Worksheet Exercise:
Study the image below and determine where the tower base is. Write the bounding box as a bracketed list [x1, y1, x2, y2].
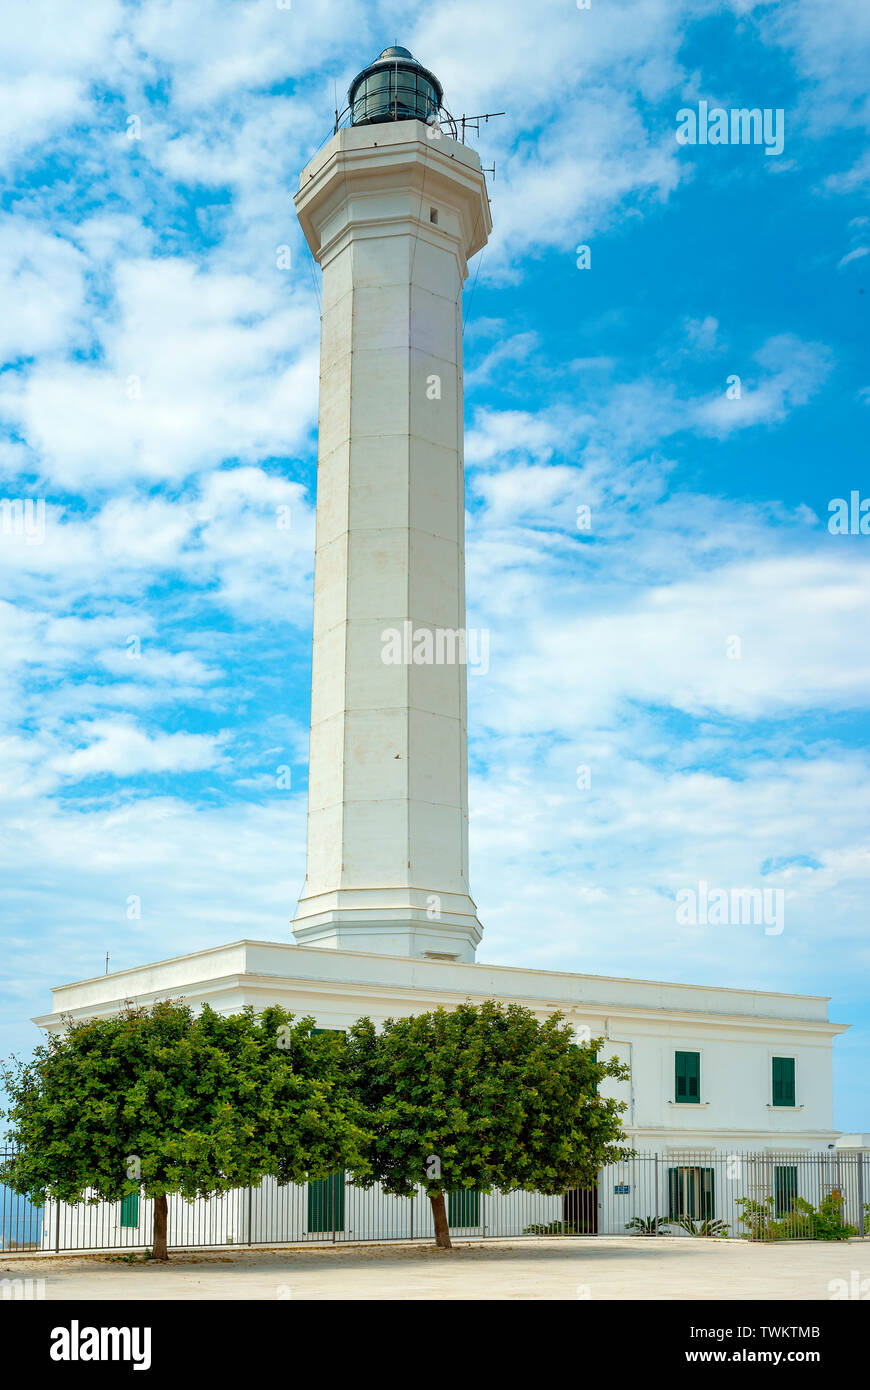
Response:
[292, 888, 482, 962]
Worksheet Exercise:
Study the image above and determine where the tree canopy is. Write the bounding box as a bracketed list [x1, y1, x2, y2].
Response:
[1, 999, 367, 1258]
[344, 1000, 630, 1247]
[2, 997, 631, 1254]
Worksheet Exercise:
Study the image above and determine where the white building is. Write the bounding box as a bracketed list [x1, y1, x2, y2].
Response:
[33, 938, 855, 1248]
[33, 48, 860, 1248]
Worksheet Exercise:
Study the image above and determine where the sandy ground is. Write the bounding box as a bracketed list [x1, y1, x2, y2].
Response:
[2, 1236, 867, 1300]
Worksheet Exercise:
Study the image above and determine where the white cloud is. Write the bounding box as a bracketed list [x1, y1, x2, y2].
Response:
[408, 0, 694, 275]
[469, 741, 870, 989]
[503, 553, 870, 725]
[0, 0, 121, 168]
[826, 153, 870, 193]
[838, 246, 870, 269]
[0, 223, 90, 361]
[692, 334, 832, 435]
[465, 332, 539, 389]
[472, 464, 580, 528]
[49, 719, 224, 779]
[466, 407, 567, 468]
[0, 468, 314, 617]
[0, 256, 319, 489]
[756, 0, 870, 137]
[0, 792, 306, 1030]
[683, 315, 722, 354]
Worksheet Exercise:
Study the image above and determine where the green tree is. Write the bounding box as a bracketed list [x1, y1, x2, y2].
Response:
[1, 1000, 367, 1259]
[344, 1000, 630, 1249]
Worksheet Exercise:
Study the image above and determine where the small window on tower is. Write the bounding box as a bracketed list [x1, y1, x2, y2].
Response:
[429, 207, 438, 224]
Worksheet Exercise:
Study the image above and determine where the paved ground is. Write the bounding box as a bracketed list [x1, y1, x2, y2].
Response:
[2, 1237, 867, 1299]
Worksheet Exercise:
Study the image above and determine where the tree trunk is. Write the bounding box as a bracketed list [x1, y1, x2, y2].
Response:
[429, 1191, 453, 1250]
[152, 1193, 168, 1261]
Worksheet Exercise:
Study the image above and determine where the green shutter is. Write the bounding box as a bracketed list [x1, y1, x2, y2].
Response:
[699, 1167, 715, 1221]
[772, 1056, 795, 1106]
[668, 1167, 714, 1221]
[668, 1168, 683, 1219]
[307, 1172, 345, 1233]
[120, 1192, 139, 1228]
[774, 1165, 798, 1217]
[448, 1188, 481, 1228]
[784, 1058, 794, 1105]
[675, 1051, 700, 1103]
[307, 1030, 346, 1234]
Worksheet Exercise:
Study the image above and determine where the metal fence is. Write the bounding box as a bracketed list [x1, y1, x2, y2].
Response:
[2, 1148, 867, 1254]
[0, 1158, 43, 1252]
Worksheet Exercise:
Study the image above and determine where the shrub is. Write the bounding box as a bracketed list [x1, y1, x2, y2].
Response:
[671, 1214, 730, 1238]
[625, 1215, 670, 1235]
[737, 1191, 857, 1241]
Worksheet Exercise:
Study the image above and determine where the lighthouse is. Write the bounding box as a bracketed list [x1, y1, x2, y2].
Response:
[291, 47, 491, 962]
[33, 51, 848, 1220]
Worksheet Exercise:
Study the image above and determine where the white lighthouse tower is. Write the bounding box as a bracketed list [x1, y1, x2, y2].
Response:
[291, 48, 492, 962]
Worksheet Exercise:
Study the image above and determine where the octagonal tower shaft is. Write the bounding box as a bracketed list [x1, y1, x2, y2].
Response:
[292, 120, 491, 961]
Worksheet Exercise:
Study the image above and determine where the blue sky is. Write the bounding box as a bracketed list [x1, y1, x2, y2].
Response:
[0, 0, 868, 1129]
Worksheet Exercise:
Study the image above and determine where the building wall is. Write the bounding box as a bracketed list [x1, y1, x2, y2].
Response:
[35, 941, 845, 1158]
[603, 1024, 835, 1143]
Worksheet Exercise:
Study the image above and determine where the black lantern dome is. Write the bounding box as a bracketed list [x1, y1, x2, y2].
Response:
[348, 46, 443, 126]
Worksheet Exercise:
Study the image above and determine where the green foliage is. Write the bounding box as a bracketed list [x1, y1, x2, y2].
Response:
[736, 1195, 775, 1240]
[798, 1192, 858, 1241]
[625, 1214, 670, 1235]
[671, 1214, 730, 1237]
[0, 1000, 367, 1207]
[523, 1220, 580, 1235]
[736, 1191, 857, 1241]
[343, 1000, 630, 1201]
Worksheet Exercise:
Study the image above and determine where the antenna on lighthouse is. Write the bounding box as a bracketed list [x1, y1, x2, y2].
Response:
[457, 111, 506, 145]
[334, 45, 507, 160]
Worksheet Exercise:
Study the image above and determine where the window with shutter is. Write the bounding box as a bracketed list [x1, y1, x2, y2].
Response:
[772, 1056, 796, 1106]
[307, 1171, 345, 1233]
[448, 1189, 481, 1228]
[668, 1167, 715, 1220]
[308, 1029, 347, 1232]
[675, 1050, 701, 1103]
[774, 1165, 798, 1217]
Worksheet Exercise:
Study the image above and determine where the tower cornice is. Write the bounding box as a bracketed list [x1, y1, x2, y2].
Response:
[295, 121, 491, 270]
